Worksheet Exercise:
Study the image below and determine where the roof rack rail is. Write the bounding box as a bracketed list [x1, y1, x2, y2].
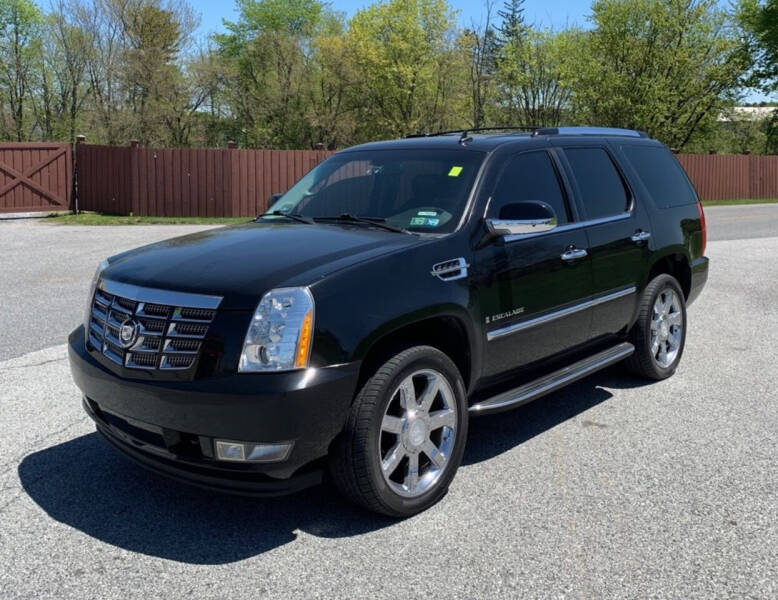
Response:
[405, 126, 541, 139]
[531, 127, 649, 138]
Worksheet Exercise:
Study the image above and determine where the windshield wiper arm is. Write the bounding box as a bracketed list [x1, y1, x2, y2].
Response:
[256, 210, 313, 225]
[312, 213, 409, 234]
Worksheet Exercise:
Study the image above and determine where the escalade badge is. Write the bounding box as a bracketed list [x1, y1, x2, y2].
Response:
[485, 308, 525, 324]
[119, 319, 140, 348]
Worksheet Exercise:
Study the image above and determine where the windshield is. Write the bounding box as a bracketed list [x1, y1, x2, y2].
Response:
[267, 149, 485, 234]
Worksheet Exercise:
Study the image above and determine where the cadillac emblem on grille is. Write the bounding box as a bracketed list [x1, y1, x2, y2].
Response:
[118, 318, 140, 348]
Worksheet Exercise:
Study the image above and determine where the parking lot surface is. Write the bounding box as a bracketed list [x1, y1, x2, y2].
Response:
[0, 206, 776, 599]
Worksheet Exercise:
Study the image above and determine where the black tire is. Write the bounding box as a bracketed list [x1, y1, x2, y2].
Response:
[626, 274, 687, 380]
[329, 345, 469, 517]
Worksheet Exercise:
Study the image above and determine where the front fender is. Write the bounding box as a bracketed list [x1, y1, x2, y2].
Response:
[307, 237, 479, 378]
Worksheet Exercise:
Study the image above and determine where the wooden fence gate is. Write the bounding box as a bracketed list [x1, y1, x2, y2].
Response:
[0, 143, 72, 213]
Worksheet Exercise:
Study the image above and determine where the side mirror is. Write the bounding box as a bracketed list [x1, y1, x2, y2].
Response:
[485, 200, 558, 238]
[268, 192, 283, 205]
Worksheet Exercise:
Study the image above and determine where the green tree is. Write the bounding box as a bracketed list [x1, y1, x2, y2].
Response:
[119, 0, 197, 145]
[215, 0, 339, 148]
[740, 0, 778, 90]
[493, 0, 577, 128]
[343, 0, 465, 138]
[35, 0, 93, 142]
[460, 0, 500, 128]
[739, 0, 778, 152]
[0, 0, 43, 141]
[568, 0, 750, 149]
[495, 29, 578, 127]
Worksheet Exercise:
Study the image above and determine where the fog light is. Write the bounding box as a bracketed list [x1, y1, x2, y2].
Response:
[215, 440, 293, 463]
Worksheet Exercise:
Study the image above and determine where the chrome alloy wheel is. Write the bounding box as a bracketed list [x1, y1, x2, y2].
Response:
[379, 369, 458, 498]
[650, 288, 683, 368]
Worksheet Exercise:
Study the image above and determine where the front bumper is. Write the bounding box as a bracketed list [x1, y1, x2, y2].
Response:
[68, 326, 360, 494]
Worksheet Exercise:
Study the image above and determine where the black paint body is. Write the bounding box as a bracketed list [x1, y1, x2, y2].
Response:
[68, 132, 709, 494]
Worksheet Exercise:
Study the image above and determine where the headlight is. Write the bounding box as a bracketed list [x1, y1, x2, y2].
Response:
[84, 258, 109, 332]
[238, 287, 315, 372]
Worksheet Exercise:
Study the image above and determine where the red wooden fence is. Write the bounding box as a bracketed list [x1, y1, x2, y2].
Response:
[676, 154, 778, 202]
[0, 143, 72, 213]
[76, 142, 333, 217]
[66, 144, 778, 217]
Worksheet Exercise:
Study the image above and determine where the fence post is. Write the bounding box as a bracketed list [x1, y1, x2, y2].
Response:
[130, 139, 139, 216]
[73, 135, 86, 213]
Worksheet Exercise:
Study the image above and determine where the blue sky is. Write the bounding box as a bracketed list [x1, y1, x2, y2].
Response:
[194, 0, 595, 37]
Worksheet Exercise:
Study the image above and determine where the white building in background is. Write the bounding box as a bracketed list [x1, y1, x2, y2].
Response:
[718, 106, 777, 122]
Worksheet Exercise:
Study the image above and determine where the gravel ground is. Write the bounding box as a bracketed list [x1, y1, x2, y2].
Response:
[0, 208, 776, 599]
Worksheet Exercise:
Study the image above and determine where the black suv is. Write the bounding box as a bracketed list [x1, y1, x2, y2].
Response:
[69, 127, 709, 517]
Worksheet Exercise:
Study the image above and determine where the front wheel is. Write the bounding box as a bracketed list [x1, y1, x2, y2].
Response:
[626, 274, 687, 380]
[330, 346, 469, 517]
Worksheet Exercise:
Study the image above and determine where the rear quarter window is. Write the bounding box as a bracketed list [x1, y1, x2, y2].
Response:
[621, 145, 698, 208]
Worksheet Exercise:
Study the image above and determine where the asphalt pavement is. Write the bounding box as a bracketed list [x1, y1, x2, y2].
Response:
[0, 205, 776, 598]
[705, 202, 778, 241]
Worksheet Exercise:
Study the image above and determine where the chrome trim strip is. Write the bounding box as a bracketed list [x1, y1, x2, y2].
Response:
[486, 285, 637, 341]
[470, 342, 635, 414]
[97, 278, 223, 309]
[503, 211, 631, 244]
[589, 285, 637, 308]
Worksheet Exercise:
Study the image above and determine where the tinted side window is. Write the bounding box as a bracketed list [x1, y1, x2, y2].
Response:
[621, 145, 697, 208]
[489, 151, 570, 223]
[564, 148, 630, 219]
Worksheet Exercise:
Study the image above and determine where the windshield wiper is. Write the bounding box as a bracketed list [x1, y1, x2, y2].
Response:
[312, 213, 410, 234]
[256, 210, 313, 225]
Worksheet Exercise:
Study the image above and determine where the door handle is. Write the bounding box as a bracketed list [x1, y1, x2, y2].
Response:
[631, 230, 651, 243]
[560, 248, 588, 262]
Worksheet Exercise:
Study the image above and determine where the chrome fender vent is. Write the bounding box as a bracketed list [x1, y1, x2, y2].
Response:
[431, 257, 470, 281]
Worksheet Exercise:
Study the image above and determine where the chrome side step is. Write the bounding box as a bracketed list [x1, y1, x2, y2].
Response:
[469, 342, 635, 416]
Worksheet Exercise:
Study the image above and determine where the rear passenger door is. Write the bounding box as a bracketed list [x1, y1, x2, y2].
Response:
[558, 145, 652, 339]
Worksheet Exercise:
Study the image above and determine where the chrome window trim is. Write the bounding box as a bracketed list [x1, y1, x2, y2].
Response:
[97, 278, 223, 309]
[486, 285, 637, 341]
[501, 211, 632, 243]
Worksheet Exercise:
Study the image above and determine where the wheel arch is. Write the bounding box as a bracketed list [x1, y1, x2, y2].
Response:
[354, 309, 477, 394]
[647, 252, 692, 299]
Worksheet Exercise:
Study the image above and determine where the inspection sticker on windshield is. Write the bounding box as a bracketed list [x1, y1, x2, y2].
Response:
[448, 166, 463, 177]
[410, 217, 440, 227]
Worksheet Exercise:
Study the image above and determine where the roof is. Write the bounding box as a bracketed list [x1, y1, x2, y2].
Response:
[342, 127, 659, 154]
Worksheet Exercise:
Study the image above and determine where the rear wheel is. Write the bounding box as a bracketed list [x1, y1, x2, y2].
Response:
[626, 274, 687, 380]
[330, 346, 468, 517]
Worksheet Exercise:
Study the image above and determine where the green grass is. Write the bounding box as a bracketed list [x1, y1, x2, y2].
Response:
[45, 212, 253, 225]
[701, 198, 778, 207]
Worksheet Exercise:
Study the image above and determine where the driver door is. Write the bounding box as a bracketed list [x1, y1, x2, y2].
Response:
[473, 150, 594, 378]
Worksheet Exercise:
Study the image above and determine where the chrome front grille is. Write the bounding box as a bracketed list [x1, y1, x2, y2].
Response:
[87, 283, 219, 371]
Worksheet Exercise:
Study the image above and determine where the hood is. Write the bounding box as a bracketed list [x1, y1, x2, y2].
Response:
[102, 222, 425, 309]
